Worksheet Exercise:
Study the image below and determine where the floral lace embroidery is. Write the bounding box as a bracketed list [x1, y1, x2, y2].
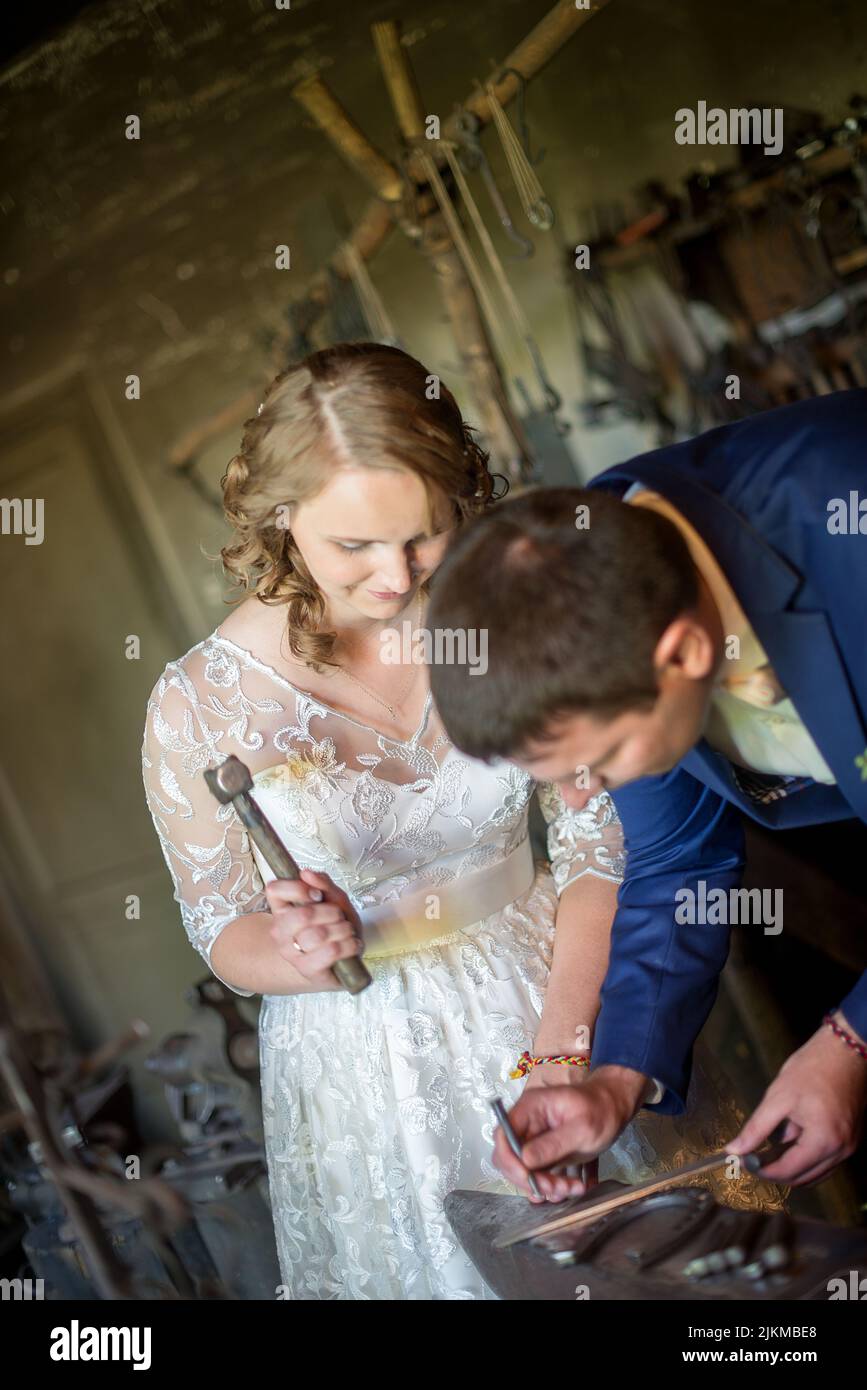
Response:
[537, 783, 626, 892]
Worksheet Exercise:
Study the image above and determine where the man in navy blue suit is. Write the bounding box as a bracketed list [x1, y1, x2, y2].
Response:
[428, 389, 867, 1200]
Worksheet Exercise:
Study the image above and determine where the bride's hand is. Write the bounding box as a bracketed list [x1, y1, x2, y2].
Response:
[266, 868, 364, 988]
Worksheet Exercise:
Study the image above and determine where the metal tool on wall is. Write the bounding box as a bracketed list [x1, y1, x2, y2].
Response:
[424, 131, 568, 434]
[456, 111, 535, 259]
[204, 754, 372, 995]
[483, 70, 554, 231]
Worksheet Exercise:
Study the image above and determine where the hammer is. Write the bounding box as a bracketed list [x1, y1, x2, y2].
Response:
[204, 754, 372, 995]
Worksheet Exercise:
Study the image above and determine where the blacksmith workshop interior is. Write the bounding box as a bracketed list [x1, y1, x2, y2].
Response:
[1, 0, 867, 1303]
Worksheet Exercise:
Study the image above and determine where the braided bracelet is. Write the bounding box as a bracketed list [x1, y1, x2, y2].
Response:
[510, 1051, 591, 1079]
[823, 1011, 867, 1061]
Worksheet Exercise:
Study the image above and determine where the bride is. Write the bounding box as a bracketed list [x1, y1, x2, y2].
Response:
[142, 342, 782, 1300]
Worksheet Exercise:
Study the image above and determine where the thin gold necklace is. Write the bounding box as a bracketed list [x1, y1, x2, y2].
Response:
[337, 591, 424, 720]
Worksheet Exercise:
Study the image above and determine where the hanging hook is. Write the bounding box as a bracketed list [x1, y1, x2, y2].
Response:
[525, 336, 564, 416]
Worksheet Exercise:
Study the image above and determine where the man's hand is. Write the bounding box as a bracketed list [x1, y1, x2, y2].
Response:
[494, 1065, 649, 1203]
[520, 1063, 599, 1196]
[728, 1011, 867, 1185]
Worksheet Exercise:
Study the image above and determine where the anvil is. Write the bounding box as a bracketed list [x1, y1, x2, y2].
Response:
[444, 1185, 867, 1301]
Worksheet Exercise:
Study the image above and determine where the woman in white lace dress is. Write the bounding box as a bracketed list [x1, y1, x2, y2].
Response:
[142, 343, 780, 1300]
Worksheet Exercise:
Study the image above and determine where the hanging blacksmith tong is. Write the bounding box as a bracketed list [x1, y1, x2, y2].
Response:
[495, 68, 547, 168]
[455, 110, 535, 258]
[204, 754, 372, 995]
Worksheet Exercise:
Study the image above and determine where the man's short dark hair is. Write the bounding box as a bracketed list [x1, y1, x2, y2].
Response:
[427, 487, 698, 760]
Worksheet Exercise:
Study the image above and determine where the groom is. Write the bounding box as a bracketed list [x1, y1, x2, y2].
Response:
[427, 388, 867, 1198]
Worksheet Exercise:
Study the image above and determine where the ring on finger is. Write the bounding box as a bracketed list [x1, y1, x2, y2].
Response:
[292, 939, 306, 954]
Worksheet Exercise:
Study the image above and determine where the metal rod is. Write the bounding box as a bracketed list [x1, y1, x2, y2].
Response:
[495, 1149, 738, 1249]
[490, 1099, 542, 1199]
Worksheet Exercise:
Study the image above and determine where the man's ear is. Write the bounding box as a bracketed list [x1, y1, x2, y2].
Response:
[653, 615, 715, 681]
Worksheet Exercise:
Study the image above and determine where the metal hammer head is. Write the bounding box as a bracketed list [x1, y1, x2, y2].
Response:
[204, 755, 253, 803]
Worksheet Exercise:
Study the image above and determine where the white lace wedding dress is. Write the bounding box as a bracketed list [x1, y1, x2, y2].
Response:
[142, 629, 784, 1301]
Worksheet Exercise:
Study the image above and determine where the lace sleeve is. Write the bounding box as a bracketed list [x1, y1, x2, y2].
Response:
[536, 785, 626, 895]
[141, 662, 268, 997]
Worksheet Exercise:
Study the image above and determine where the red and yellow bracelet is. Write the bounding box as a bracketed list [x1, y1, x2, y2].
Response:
[823, 1011, 867, 1061]
[510, 1051, 591, 1078]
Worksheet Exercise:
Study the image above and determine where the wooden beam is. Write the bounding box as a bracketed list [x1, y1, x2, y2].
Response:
[292, 74, 403, 202]
[458, 0, 612, 130]
[371, 20, 426, 143]
[371, 18, 535, 481]
[309, 0, 612, 305]
[169, 0, 609, 470]
[291, 1, 608, 343]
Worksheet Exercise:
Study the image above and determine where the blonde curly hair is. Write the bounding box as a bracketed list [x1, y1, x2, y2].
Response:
[220, 342, 499, 670]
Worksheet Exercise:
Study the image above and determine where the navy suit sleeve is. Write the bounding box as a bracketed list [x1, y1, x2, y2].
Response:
[594, 767, 745, 1114]
[839, 976, 867, 1044]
